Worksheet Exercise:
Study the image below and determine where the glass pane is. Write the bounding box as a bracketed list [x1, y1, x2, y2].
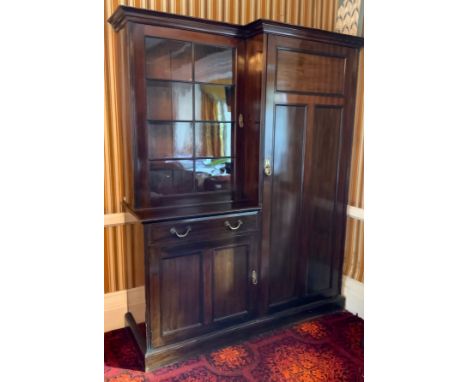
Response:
[147, 81, 192, 120]
[194, 44, 233, 84]
[145, 37, 192, 81]
[195, 158, 232, 192]
[149, 160, 193, 195]
[195, 123, 231, 157]
[194, 84, 233, 121]
[148, 122, 193, 159]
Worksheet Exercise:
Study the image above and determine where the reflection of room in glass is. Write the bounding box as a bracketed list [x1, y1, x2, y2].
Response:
[148, 122, 193, 159]
[195, 123, 231, 157]
[194, 44, 233, 84]
[195, 158, 232, 192]
[147, 81, 193, 121]
[195, 84, 233, 121]
[145, 37, 192, 81]
[149, 160, 194, 196]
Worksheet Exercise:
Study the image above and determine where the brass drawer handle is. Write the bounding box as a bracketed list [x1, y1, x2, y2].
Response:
[224, 219, 243, 231]
[170, 226, 191, 238]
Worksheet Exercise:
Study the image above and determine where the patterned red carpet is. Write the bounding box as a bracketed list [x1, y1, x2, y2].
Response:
[105, 311, 363, 381]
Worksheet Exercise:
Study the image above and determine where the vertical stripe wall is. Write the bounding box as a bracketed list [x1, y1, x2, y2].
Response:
[343, 47, 364, 282]
[104, 0, 364, 293]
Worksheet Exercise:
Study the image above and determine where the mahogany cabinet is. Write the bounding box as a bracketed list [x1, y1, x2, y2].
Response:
[109, 6, 363, 371]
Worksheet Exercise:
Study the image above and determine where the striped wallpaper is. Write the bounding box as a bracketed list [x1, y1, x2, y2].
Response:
[104, 0, 364, 293]
[342, 47, 364, 282]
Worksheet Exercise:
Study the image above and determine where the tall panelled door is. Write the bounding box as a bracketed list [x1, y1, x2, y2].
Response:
[260, 35, 359, 314]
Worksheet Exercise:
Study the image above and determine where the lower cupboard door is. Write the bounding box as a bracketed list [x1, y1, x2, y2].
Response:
[210, 236, 257, 324]
[148, 235, 258, 348]
[149, 246, 205, 347]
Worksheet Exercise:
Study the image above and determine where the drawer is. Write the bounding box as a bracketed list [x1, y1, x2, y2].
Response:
[148, 212, 259, 244]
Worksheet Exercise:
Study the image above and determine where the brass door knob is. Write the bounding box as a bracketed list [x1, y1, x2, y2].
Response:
[251, 270, 258, 285]
[264, 159, 272, 176]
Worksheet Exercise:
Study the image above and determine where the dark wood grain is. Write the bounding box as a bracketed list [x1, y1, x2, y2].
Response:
[148, 210, 258, 243]
[116, 24, 135, 207]
[212, 244, 249, 320]
[303, 106, 343, 295]
[267, 105, 306, 308]
[110, 6, 362, 372]
[276, 49, 346, 95]
[129, 23, 148, 208]
[109, 6, 364, 49]
[124, 312, 146, 355]
[237, 34, 264, 206]
[145, 216, 259, 347]
[202, 250, 213, 325]
[160, 252, 203, 335]
[147, 245, 161, 348]
[261, 34, 360, 315]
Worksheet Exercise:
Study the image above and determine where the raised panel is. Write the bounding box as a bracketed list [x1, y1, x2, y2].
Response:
[212, 245, 249, 321]
[276, 49, 346, 95]
[268, 105, 306, 306]
[160, 253, 202, 334]
[303, 106, 343, 294]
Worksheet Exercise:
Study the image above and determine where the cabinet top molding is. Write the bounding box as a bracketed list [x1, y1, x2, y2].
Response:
[108, 5, 364, 48]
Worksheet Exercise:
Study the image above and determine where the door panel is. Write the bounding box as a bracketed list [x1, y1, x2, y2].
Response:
[160, 252, 203, 335]
[268, 105, 306, 307]
[276, 49, 346, 95]
[304, 106, 343, 295]
[260, 34, 359, 313]
[212, 244, 249, 321]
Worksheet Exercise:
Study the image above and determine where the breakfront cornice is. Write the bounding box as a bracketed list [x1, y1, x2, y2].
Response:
[108, 5, 364, 48]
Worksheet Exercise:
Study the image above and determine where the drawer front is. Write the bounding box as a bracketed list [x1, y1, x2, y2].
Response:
[148, 211, 259, 244]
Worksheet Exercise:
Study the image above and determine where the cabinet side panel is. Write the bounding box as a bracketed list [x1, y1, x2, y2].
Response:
[118, 26, 135, 206]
